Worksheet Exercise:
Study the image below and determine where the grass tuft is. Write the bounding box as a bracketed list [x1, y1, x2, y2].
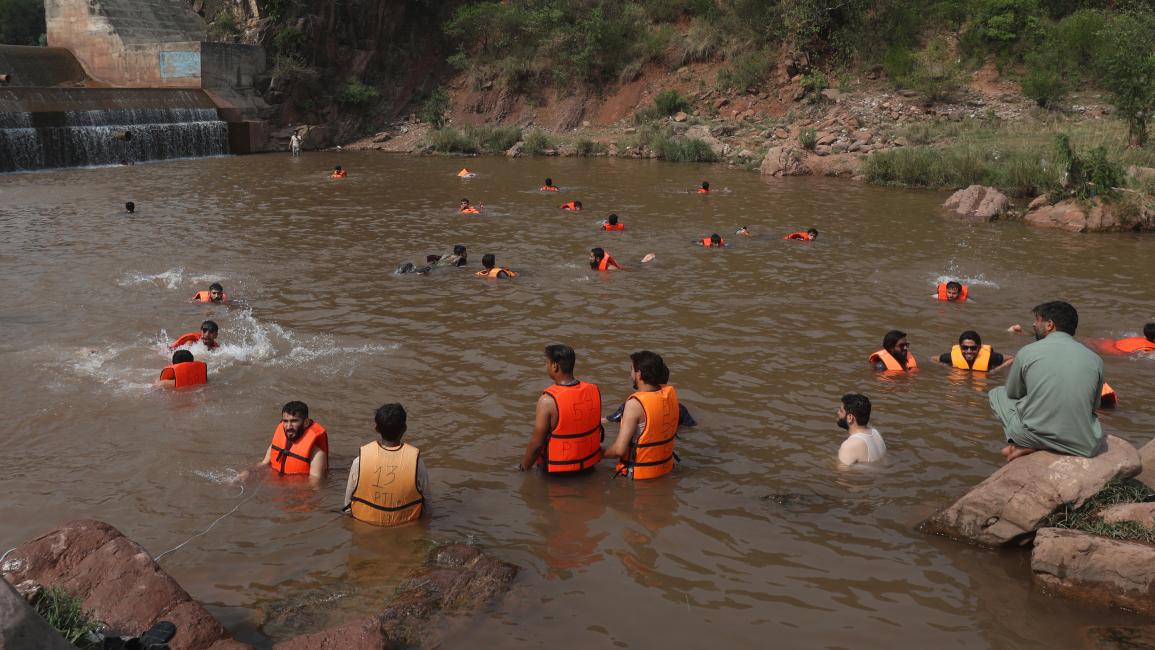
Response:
[1046, 478, 1155, 544]
[35, 586, 101, 648]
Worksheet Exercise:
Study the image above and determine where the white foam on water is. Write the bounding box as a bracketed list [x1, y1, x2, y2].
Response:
[53, 345, 158, 396]
[119, 267, 185, 289]
[192, 468, 242, 485]
[930, 272, 1000, 289]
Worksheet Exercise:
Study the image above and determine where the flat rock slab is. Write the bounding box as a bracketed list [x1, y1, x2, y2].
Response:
[1033, 528, 1155, 617]
[1100, 503, 1155, 527]
[921, 435, 1140, 547]
[275, 544, 517, 650]
[943, 185, 1008, 221]
[0, 519, 247, 650]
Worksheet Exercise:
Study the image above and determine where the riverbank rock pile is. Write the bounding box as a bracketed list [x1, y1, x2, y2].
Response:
[1032, 528, 1155, 617]
[274, 544, 518, 649]
[1023, 195, 1155, 233]
[942, 185, 1008, 221]
[921, 435, 1140, 547]
[0, 520, 247, 650]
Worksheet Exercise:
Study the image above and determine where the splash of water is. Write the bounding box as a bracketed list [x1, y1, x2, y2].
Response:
[119, 268, 185, 289]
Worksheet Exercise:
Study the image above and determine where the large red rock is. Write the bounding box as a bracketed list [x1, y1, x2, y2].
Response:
[1025, 196, 1155, 232]
[942, 185, 1008, 221]
[0, 520, 248, 650]
[760, 145, 811, 176]
[1032, 527, 1155, 616]
[921, 436, 1140, 547]
[273, 616, 390, 650]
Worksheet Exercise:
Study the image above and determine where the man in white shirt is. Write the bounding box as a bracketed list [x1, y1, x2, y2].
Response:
[836, 393, 886, 466]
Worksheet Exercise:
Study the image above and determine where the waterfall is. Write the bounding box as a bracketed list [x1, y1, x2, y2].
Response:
[0, 107, 229, 172]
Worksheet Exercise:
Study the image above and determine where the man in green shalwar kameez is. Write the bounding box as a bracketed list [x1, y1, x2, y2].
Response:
[989, 301, 1105, 462]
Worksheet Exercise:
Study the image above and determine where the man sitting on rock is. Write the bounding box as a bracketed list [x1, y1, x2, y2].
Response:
[989, 301, 1105, 462]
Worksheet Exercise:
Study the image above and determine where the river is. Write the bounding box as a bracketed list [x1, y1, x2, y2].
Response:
[1, 152, 1152, 648]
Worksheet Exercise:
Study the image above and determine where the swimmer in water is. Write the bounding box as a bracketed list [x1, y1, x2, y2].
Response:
[476, 253, 518, 279]
[938, 330, 1013, 372]
[1112, 323, 1155, 353]
[330, 165, 347, 179]
[157, 349, 207, 389]
[736, 226, 752, 237]
[460, 199, 481, 214]
[560, 200, 582, 211]
[696, 181, 710, 194]
[602, 214, 624, 231]
[870, 330, 916, 372]
[254, 400, 329, 482]
[170, 320, 220, 350]
[695, 233, 727, 248]
[541, 177, 559, 192]
[784, 228, 819, 241]
[458, 168, 476, 178]
[590, 247, 622, 271]
[192, 282, 227, 304]
[125, 201, 135, 213]
[934, 280, 969, 302]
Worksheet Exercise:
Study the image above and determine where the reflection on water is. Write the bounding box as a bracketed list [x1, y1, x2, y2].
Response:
[1, 152, 1152, 648]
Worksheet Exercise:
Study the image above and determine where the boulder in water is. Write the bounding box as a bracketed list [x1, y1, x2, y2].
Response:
[942, 185, 1008, 221]
[1032, 527, 1155, 616]
[920, 436, 1140, 548]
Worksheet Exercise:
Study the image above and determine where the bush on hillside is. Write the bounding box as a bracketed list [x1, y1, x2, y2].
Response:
[524, 129, 554, 154]
[961, 0, 1045, 61]
[428, 125, 522, 154]
[902, 38, 963, 103]
[718, 48, 773, 92]
[1094, 13, 1155, 147]
[655, 90, 691, 116]
[0, 0, 45, 45]
[419, 87, 451, 129]
[799, 128, 818, 150]
[336, 80, 380, 107]
[1022, 50, 1067, 108]
[654, 136, 719, 162]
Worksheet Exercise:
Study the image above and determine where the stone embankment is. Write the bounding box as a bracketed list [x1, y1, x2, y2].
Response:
[1, 520, 517, 649]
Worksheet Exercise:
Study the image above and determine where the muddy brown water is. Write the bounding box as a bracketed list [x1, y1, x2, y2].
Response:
[2, 152, 1153, 648]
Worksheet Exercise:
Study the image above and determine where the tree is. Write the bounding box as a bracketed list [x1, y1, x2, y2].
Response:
[0, 0, 45, 46]
[1096, 15, 1155, 147]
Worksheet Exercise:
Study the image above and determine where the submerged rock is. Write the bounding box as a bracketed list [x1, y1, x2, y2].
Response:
[1032, 528, 1155, 616]
[1083, 625, 1155, 649]
[0, 519, 247, 650]
[942, 185, 1008, 221]
[920, 436, 1140, 548]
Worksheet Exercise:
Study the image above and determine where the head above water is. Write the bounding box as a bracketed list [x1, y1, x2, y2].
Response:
[590, 247, 605, 261]
[701, 181, 710, 190]
[482, 253, 496, 269]
[453, 244, 467, 257]
[838, 393, 872, 429]
[630, 350, 669, 387]
[710, 233, 722, 246]
[460, 198, 470, 206]
[574, 200, 583, 209]
[374, 403, 407, 444]
[544, 344, 577, 377]
[945, 281, 963, 300]
[1144, 322, 1155, 342]
[807, 228, 819, 239]
[200, 320, 219, 344]
[171, 349, 194, 364]
[1032, 301, 1078, 337]
[883, 329, 909, 359]
[208, 282, 224, 301]
[281, 400, 311, 439]
[334, 165, 342, 171]
[545, 177, 553, 186]
[125, 201, 135, 213]
[958, 330, 983, 362]
[607, 213, 619, 225]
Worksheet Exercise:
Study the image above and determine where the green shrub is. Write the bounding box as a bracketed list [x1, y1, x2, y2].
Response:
[1095, 13, 1155, 147]
[429, 128, 478, 154]
[718, 49, 773, 91]
[799, 128, 818, 150]
[576, 138, 609, 156]
[1022, 51, 1067, 108]
[209, 12, 241, 39]
[273, 25, 307, 55]
[654, 136, 719, 162]
[35, 586, 101, 648]
[882, 46, 916, 85]
[963, 0, 1044, 59]
[863, 142, 1062, 196]
[335, 80, 380, 107]
[0, 0, 45, 45]
[475, 125, 523, 152]
[419, 87, 451, 129]
[524, 128, 554, 154]
[800, 70, 828, 96]
[654, 89, 691, 116]
[906, 38, 962, 103]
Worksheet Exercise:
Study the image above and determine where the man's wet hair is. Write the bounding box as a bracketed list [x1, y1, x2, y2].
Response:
[883, 330, 907, 351]
[282, 401, 309, 419]
[807, 228, 819, 237]
[574, 201, 583, 208]
[545, 344, 576, 374]
[1033, 301, 1079, 335]
[946, 281, 963, 292]
[710, 233, 722, 245]
[482, 253, 496, 269]
[453, 244, 467, 256]
[701, 181, 710, 190]
[958, 330, 982, 346]
[209, 282, 223, 292]
[591, 247, 605, 260]
[374, 403, 407, 443]
[607, 213, 619, 225]
[630, 350, 669, 386]
[841, 394, 871, 425]
[172, 349, 194, 364]
[545, 177, 553, 186]
[125, 201, 135, 213]
[200, 320, 219, 333]
[334, 165, 342, 171]
[1143, 323, 1155, 341]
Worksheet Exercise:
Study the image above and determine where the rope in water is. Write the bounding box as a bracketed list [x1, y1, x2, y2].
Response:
[153, 482, 260, 563]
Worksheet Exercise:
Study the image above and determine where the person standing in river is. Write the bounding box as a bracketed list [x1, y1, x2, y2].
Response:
[836, 393, 885, 466]
[989, 301, 1105, 462]
[344, 403, 427, 526]
[604, 351, 679, 480]
[256, 401, 329, 481]
[518, 344, 604, 474]
[289, 132, 301, 157]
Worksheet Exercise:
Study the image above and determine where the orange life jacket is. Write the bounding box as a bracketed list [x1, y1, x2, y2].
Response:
[560, 202, 580, 211]
[936, 283, 969, 302]
[870, 349, 918, 371]
[602, 223, 624, 231]
[1101, 382, 1118, 408]
[1115, 337, 1155, 353]
[950, 344, 991, 371]
[542, 382, 604, 474]
[701, 237, 725, 247]
[460, 206, 480, 214]
[268, 421, 329, 475]
[541, 185, 559, 192]
[784, 231, 813, 241]
[170, 332, 219, 350]
[192, 290, 228, 303]
[457, 168, 473, 177]
[696, 188, 709, 194]
[597, 254, 618, 271]
[330, 170, 347, 178]
[616, 385, 679, 480]
[475, 267, 518, 279]
[158, 361, 207, 388]
[349, 442, 424, 526]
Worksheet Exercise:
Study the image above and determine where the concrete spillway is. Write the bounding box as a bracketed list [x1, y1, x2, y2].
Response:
[0, 45, 232, 172]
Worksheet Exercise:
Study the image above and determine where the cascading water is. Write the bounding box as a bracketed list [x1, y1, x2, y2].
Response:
[0, 106, 228, 172]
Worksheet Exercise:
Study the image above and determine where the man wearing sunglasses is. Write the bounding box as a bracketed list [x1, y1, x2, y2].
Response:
[989, 301, 1105, 462]
[938, 330, 1013, 372]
